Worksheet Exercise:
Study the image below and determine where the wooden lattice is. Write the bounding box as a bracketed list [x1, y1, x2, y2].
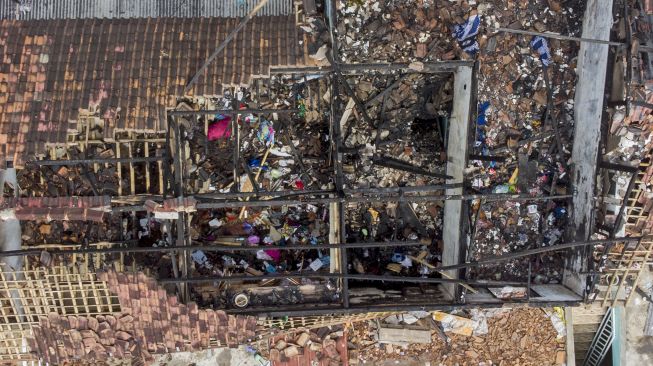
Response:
[625, 161, 653, 235]
[260, 311, 398, 333]
[597, 237, 653, 306]
[0, 264, 120, 362]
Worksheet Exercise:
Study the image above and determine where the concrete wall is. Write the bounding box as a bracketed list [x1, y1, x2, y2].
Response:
[442, 66, 473, 300]
[565, 0, 613, 296]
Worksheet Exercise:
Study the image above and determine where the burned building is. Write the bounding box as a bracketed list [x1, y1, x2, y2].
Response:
[0, 0, 651, 365]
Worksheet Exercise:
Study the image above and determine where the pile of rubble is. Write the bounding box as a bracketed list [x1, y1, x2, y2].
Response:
[339, 73, 451, 189]
[267, 325, 347, 365]
[335, 0, 458, 63]
[190, 205, 331, 275]
[28, 313, 138, 364]
[345, 202, 442, 277]
[182, 77, 332, 195]
[470, 198, 567, 282]
[329, 0, 581, 285]
[349, 308, 566, 365]
[335, 0, 582, 146]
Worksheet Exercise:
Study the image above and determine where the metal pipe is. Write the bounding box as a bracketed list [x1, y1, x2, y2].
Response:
[29, 157, 164, 166]
[0, 241, 423, 258]
[345, 184, 464, 194]
[226, 299, 582, 316]
[157, 273, 527, 286]
[167, 108, 299, 116]
[198, 188, 335, 199]
[469, 154, 508, 162]
[183, 0, 270, 94]
[435, 237, 643, 272]
[196, 183, 463, 200]
[269, 61, 474, 75]
[494, 27, 625, 47]
[193, 193, 572, 209]
[371, 156, 452, 179]
[109, 193, 572, 212]
[599, 160, 639, 173]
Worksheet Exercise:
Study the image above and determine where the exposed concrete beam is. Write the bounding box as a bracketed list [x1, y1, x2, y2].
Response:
[565, 0, 613, 296]
[442, 66, 473, 300]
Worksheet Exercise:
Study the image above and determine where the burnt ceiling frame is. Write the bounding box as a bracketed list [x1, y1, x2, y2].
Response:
[164, 60, 478, 311]
[5, 59, 592, 315]
[151, 57, 593, 314]
[9, 9, 591, 314]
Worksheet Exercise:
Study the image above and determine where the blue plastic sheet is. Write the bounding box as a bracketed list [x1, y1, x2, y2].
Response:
[531, 36, 552, 66]
[453, 14, 481, 55]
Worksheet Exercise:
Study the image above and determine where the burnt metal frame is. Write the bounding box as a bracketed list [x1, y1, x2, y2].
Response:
[5, 60, 580, 314]
[164, 60, 478, 311]
[158, 56, 584, 312]
[12, 47, 583, 316]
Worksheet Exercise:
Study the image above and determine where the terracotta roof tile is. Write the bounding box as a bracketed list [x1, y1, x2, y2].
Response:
[29, 269, 260, 364]
[0, 16, 305, 167]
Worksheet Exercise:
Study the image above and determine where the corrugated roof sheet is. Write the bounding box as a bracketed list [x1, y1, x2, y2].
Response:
[1, 0, 294, 20]
[0, 16, 308, 168]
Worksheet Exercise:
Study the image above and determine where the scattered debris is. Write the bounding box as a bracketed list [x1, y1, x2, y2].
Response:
[350, 308, 565, 365]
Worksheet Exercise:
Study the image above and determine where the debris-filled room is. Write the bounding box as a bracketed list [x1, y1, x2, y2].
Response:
[1, 0, 653, 364]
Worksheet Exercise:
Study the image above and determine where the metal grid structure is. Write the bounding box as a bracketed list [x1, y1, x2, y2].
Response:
[164, 60, 475, 312]
[0, 50, 617, 318]
[51, 113, 169, 197]
[0, 59, 578, 313]
[0, 0, 593, 319]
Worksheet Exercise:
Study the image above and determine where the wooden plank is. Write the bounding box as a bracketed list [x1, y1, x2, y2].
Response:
[574, 323, 601, 333]
[128, 140, 136, 195]
[144, 141, 151, 193]
[574, 333, 597, 343]
[378, 327, 432, 345]
[573, 314, 606, 325]
[610, 256, 637, 305]
[116, 141, 122, 196]
[339, 98, 355, 133]
[158, 144, 164, 195]
[565, 307, 577, 366]
[625, 241, 653, 306]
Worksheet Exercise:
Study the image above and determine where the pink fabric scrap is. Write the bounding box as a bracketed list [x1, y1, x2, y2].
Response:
[264, 249, 281, 263]
[208, 117, 232, 141]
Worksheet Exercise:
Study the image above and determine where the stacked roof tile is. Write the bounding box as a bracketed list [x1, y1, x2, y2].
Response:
[28, 270, 259, 364]
[269, 329, 349, 366]
[28, 313, 139, 364]
[0, 16, 307, 167]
